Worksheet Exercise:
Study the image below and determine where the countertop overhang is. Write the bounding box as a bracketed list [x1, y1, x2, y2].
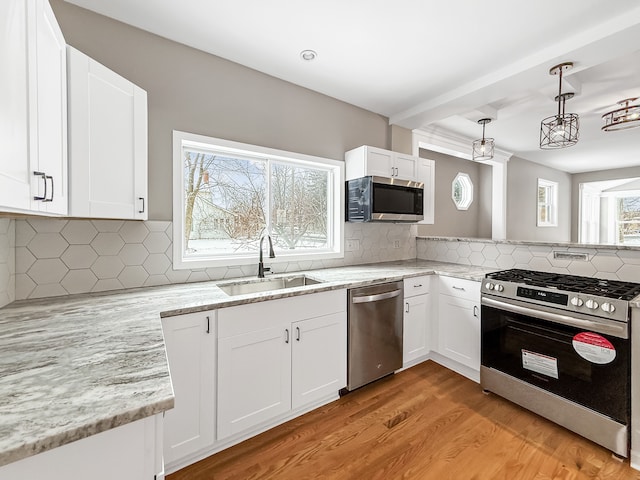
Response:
[0, 260, 495, 467]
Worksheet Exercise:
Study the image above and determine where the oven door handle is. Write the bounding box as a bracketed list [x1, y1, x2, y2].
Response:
[481, 296, 628, 339]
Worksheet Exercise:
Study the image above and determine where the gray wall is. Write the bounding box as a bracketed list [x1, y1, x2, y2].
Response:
[571, 166, 640, 242]
[50, 0, 389, 221]
[416, 149, 491, 238]
[506, 156, 571, 243]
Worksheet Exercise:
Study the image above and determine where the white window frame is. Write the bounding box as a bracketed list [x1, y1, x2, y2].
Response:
[537, 178, 558, 227]
[451, 172, 473, 210]
[172, 131, 344, 270]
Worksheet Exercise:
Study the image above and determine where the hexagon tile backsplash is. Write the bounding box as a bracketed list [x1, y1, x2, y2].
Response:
[0, 219, 15, 307]
[13, 218, 417, 300]
[416, 237, 640, 282]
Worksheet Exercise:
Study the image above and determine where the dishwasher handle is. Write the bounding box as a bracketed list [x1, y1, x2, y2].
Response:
[352, 289, 401, 304]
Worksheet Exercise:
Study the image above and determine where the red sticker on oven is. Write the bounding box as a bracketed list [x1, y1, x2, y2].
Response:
[572, 332, 616, 364]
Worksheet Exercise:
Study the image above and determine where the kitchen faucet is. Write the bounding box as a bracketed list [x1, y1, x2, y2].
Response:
[258, 234, 275, 278]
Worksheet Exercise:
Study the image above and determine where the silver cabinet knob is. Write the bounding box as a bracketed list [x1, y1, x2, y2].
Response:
[601, 302, 615, 313]
[585, 299, 599, 310]
[570, 297, 583, 307]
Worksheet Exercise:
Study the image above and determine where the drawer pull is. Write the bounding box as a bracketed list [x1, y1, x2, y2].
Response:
[452, 286, 466, 291]
[414, 284, 422, 288]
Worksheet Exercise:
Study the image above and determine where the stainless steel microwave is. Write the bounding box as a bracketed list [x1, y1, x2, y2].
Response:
[346, 176, 424, 222]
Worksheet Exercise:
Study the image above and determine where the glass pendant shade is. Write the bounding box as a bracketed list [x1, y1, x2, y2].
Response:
[602, 98, 640, 131]
[540, 62, 579, 149]
[472, 118, 495, 161]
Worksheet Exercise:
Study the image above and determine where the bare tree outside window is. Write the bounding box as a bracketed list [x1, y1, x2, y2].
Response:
[183, 148, 331, 259]
[617, 196, 640, 245]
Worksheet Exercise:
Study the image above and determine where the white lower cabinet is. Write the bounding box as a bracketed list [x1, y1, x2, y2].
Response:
[162, 310, 216, 467]
[403, 275, 431, 367]
[0, 415, 163, 480]
[435, 276, 481, 379]
[217, 289, 346, 441]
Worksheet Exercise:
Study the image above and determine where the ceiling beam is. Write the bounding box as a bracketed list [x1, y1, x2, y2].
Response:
[389, 7, 640, 129]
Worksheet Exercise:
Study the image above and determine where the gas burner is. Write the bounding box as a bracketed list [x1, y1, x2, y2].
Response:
[486, 269, 640, 301]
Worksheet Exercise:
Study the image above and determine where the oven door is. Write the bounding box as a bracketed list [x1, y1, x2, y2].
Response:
[481, 296, 630, 424]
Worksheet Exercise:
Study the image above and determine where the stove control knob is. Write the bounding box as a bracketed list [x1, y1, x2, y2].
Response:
[601, 302, 616, 314]
[570, 297, 584, 307]
[485, 282, 495, 291]
[495, 284, 504, 292]
[585, 299, 599, 310]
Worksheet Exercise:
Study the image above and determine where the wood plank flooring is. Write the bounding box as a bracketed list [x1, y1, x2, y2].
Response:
[168, 361, 640, 480]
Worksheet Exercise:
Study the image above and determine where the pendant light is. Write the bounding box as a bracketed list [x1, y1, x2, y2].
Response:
[540, 62, 579, 149]
[472, 118, 495, 161]
[602, 98, 640, 131]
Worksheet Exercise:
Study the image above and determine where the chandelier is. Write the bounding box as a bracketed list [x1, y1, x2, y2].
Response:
[540, 62, 579, 149]
[472, 118, 495, 161]
[602, 98, 640, 131]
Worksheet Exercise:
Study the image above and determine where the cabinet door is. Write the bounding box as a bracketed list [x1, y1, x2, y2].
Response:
[417, 158, 435, 224]
[162, 312, 215, 466]
[30, 0, 67, 214]
[393, 153, 418, 181]
[365, 147, 394, 178]
[437, 295, 480, 370]
[67, 46, 148, 219]
[291, 312, 346, 410]
[0, 0, 31, 211]
[0, 415, 159, 480]
[403, 293, 430, 365]
[217, 326, 291, 440]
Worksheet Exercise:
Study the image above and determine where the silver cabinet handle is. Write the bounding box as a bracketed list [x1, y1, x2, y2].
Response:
[296, 326, 300, 342]
[285, 328, 289, 344]
[33, 171, 47, 201]
[352, 289, 401, 304]
[138, 197, 145, 214]
[44, 175, 54, 202]
[414, 284, 422, 288]
[473, 305, 479, 318]
[206, 316, 210, 334]
[452, 286, 466, 291]
[405, 302, 410, 313]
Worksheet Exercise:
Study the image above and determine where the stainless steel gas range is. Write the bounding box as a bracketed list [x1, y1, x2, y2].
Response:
[480, 268, 640, 457]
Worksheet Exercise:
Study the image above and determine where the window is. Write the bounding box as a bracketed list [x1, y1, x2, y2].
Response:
[614, 195, 640, 245]
[537, 178, 558, 227]
[173, 131, 343, 269]
[451, 172, 473, 210]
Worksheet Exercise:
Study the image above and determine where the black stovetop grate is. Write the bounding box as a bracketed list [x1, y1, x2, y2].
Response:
[486, 268, 640, 301]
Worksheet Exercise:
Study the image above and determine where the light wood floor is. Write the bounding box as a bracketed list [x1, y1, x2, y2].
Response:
[168, 361, 640, 480]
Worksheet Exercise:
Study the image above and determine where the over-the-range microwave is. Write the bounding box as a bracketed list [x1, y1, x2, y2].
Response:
[346, 176, 424, 222]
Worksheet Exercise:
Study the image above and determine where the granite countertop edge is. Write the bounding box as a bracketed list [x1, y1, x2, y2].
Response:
[0, 260, 494, 468]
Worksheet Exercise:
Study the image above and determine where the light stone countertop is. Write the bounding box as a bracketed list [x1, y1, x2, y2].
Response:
[0, 259, 496, 468]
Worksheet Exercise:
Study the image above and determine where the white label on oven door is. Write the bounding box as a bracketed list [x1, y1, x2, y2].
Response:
[572, 332, 616, 364]
[521, 350, 559, 379]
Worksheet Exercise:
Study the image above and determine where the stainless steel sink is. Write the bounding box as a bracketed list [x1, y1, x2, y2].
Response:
[218, 275, 323, 296]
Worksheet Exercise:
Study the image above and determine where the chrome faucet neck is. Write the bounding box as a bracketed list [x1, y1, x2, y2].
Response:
[258, 234, 275, 278]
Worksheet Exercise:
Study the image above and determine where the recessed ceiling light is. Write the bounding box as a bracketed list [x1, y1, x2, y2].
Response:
[300, 50, 317, 61]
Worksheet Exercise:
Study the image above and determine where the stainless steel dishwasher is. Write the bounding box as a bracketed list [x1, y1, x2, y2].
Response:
[346, 281, 403, 391]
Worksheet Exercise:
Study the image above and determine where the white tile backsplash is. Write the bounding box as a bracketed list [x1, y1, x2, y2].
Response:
[0, 219, 15, 307]
[13, 219, 417, 300]
[417, 237, 640, 281]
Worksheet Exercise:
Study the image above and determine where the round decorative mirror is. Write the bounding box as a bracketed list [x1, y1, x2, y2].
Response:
[452, 172, 473, 210]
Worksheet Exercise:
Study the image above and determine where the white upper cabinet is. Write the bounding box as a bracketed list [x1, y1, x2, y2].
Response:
[0, 0, 67, 215]
[345, 146, 418, 181]
[0, 0, 30, 210]
[67, 46, 148, 220]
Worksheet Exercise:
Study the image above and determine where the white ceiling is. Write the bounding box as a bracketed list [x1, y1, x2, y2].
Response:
[64, 0, 640, 173]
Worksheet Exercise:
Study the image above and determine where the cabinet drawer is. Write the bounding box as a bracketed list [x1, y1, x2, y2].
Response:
[403, 275, 431, 298]
[439, 276, 480, 302]
[218, 289, 346, 338]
